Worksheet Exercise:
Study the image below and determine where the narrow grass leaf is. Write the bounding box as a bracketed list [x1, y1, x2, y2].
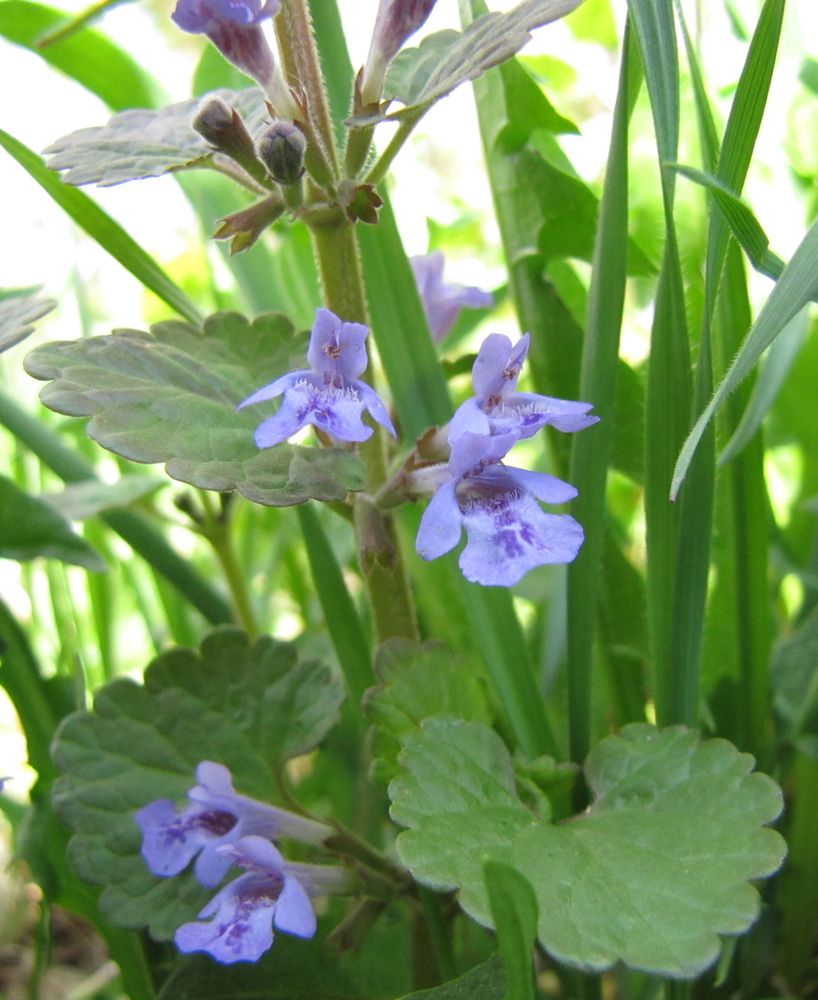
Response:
[566, 23, 636, 762]
[485, 860, 538, 1000]
[672, 165, 785, 281]
[297, 503, 372, 708]
[0, 0, 159, 111]
[0, 128, 203, 325]
[671, 215, 818, 500]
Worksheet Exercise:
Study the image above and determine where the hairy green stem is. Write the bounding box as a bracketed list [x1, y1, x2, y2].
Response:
[274, 0, 339, 176]
[308, 214, 418, 642]
[364, 110, 425, 188]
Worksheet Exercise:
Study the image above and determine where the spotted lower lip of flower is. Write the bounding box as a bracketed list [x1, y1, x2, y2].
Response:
[135, 761, 331, 887]
[448, 332, 599, 443]
[410, 252, 493, 342]
[174, 836, 351, 964]
[415, 432, 583, 586]
[239, 308, 396, 447]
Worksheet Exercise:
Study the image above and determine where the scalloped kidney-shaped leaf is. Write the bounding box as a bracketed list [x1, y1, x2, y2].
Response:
[44, 87, 267, 187]
[367, 0, 582, 123]
[0, 475, 104, 570]
[390, 720, 785, 978]
[0, 287, 55, 353]
[51, 627, 344, 939]
[365, 639, 491, 784]
[24, 311, 365, 506]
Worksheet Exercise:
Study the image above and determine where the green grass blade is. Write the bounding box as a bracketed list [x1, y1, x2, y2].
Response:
[358, 201, 453, 438]
[297, 503, 372, 707]
[671, 0, 786, 496]
[0, 0, 159, 111]
[0, 389, 233, 625]
[627, 0, 694, 725]
[566, 22, 638, 762]
[721, 310, 808, 464]
[671, 214, 818, 499]
[0, 128, 203, 326]
[625, 0, 679, 169]
[777, 746, 818, 989]
[672, 164, 785, 280]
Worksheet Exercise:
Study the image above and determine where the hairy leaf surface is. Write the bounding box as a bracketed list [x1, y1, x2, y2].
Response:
[24, 311, 365, 505]
[390, 720, 785, 977]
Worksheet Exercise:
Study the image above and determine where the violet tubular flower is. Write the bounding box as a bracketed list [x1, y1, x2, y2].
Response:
[239, 307, 396, 448]
[410, 252, 493, 342]
[174, 835, 349, 964]
[171, 0, 295, 115]
[449, 333, 598, 443]
[416, 432, 584, 586]
[135, 761, 330, 887]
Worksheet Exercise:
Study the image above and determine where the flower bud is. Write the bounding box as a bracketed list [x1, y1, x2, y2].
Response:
[360, 0, 438, 105]
[257, 122, 306, 186]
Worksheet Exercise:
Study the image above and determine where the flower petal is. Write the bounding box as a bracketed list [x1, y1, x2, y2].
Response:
[356, 381, 396, 436]
[496, 466, 578, 504]
[174, 874, 276, 964]
[459, 492, 584, 586]
[471, 333, 528, 402]
[416, 479, 462, 561]
[307, 308, 368, 383]
[448, 397, 490, 444]
[274, 875, 317, 938]
[237, 370, 302, 410]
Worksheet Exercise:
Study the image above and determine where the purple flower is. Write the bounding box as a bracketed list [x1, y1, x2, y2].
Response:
[135, 761, 330, 887]
[449, 333, 599, 443]
[410, 252, 493, 342]
[360, 0, 438, 105]
[238, 307, 396, 448]
[174, 836, 348, 964]
[415, 432, 583, 586]
[171, 0, 295, 113]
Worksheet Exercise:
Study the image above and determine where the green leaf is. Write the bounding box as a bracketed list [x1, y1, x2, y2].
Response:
[42, 474, 166, 520]
[0, 474, 104, 570]
[45, 87, 267, 187]
[52, 627, 343, 937]
[364, 639, 491, 784]
[24, 311, 365, 506]
[0, 287, 55, 353]
[397, 955, 506, 1000]
[371, 0, 583, 123]
[0, 0, 158, 112]
[672, 164, 785, 281]
[484, 861, 537, 1000]
[156, 937, 362, 999]
[0, 127, 203, 325]
[671, 214, 818, 500]
[391, 720, 785, 977]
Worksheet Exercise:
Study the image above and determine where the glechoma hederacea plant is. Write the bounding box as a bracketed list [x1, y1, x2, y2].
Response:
[9, 0, 818, 994]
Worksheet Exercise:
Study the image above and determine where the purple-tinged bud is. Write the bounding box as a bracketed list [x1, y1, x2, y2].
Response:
[257, 122, 306, 186]
[192, 97, 270, 188]
[360, 0, 438, 106]
[171, 0, 298, 118]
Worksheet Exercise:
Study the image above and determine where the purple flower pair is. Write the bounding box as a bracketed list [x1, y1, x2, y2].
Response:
[415, 333, 598, 586]
[135, 762, 346, 964]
